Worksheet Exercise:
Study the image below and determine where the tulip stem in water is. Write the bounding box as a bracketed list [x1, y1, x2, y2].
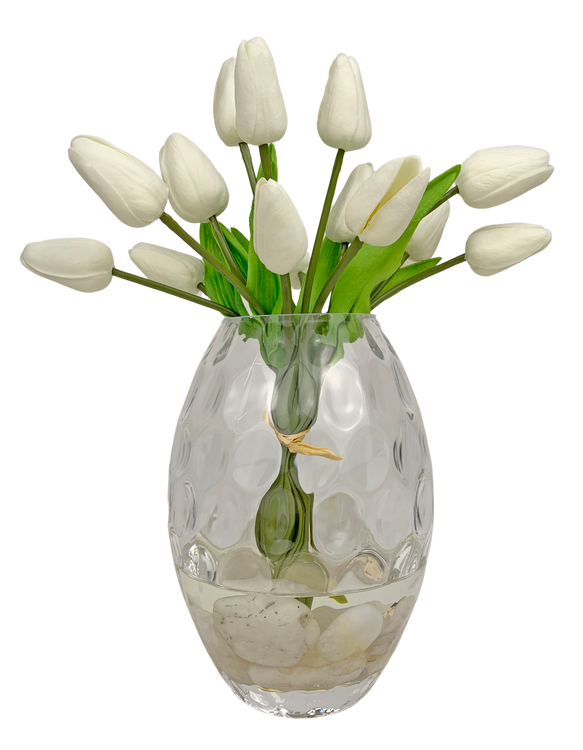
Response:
[111, 269, 238, 316]
[301, 149, 345, 313]
[159, 212, 266, 314]
[312, 237, 363, 313]
[371, 253, 467, 308]
[258, 144, 273, 180]
[239, 143, 257, 193]
[209, 215, 246, 284]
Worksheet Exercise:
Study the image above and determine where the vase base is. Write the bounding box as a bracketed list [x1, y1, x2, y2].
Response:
[223, 673, 380, 718]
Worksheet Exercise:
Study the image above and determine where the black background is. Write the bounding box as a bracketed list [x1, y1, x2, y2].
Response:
[11, 17, 565, 745]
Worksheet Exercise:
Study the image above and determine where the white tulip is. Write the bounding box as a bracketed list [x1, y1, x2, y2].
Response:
[345, 156, 431, 247]
[465, 223, 552, 276]
[407, 201, 450, 261]
[235, 37, 287, 146]
[289, 252, 311, 290]
[457, 146, 554, 209]
[21, 238, 114, 292]
[317, 54, 372, 152]
[129, 243, 204, 294]
[68, 136, 168, 228]
[326, 163, 374, 243]
[159, 133, 229, 223]
[213, 58, 241, 147]
[253, 178, 308, 274]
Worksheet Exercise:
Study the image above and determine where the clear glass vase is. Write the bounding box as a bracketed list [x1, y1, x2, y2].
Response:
[168, 314, 433, 718]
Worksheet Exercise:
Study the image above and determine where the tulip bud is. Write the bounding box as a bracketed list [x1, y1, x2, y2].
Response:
[407, 201, 450, 261]
[326, 163, 374, 243]
[213, 58, 241, 147]
[253, 178, 308, 274]
[345, 156, 431, 247]
[129, 243, 204, 294]
[68, 136, 168, 228]
[457, 146, 554, 209]
[235, 37, 287, 146]
[465, 223, 552, 276]
[21, 238, 114, 292]
[289, 252, 310, 290]
[159, 133, 229, 223]
[317, 54, 372, 152]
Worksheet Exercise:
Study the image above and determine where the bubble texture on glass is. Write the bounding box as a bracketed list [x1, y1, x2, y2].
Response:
[169, 315, 433, 590]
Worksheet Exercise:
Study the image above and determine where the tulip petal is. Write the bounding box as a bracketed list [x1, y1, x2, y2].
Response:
[457, 146, 554, 208]
[160, 134, 229, 223]
[359, 166, 430, 247]
[345, 154, 433, 247]
[129, 243, 204, 295]
[466, 223, 552, 275]
[345, 158, 409, 236]
[317, 54, 372, 152]
[21, 238, 114, 292]
[407, 201, 450, 261]
[327, 163, 374, 243]
[290, 252, 311, 290]
[213, 58, 241, 148]
[253, 178, 308, 275]
[68, 136, 168, 228]
[235, 38, 287, 146]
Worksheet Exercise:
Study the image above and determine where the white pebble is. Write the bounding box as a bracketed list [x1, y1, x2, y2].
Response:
[193, 609, 251, 684]
[214, 593, 320, 667]
[368, 595, 416, 657]
[317, 604, 383, 663]
[248, 652, 366, 691]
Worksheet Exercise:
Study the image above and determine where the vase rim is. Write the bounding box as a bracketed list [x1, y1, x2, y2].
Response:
[224, 312, 378, 322]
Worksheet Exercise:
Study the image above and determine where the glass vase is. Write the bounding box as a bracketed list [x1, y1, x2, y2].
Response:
[168, 313, 433, 717]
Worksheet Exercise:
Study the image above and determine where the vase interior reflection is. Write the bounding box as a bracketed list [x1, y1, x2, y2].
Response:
[169, 314, 433, 717]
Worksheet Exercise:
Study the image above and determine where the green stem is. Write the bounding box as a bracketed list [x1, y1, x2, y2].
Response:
[371, 253, 467, 308]
[197, 282, 207, 296]
[338, 241, 349, 259]
[209, 215, 245, 283]
[281, 273, 293, 315]
[159, 212, 265, 315]
[312, 237, 363, 313]
[258, 143, 273, 180]
[239, 142, 257, 194]
[112, 268, 237, 316]
[426, 185, 460, 216]
[370, 252, 409, 306]
[301, 149, 345, 313]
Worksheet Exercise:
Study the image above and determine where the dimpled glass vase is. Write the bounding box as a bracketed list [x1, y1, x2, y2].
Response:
[168, 314, 433, 718]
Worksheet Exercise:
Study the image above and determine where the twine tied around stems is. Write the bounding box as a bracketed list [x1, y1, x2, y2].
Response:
[262, 409, 343, 461]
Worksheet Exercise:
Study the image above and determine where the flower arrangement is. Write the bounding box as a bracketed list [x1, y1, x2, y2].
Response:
[21, 37, 553, 319]
[20, 37, 555, 715]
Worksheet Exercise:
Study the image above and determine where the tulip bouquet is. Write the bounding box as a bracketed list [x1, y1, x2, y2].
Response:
[21, 37, 554, 579]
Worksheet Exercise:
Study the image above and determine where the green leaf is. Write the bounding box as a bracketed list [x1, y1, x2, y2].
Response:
[296, 236, 342, 313]
[219, 223, 248, 277]
[373, 257, 442, 300]
[199, 223, 248, 316]
[327, 238, 394, 314]
[329, 165, 461, 314]
[230, 227, 249, 253]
